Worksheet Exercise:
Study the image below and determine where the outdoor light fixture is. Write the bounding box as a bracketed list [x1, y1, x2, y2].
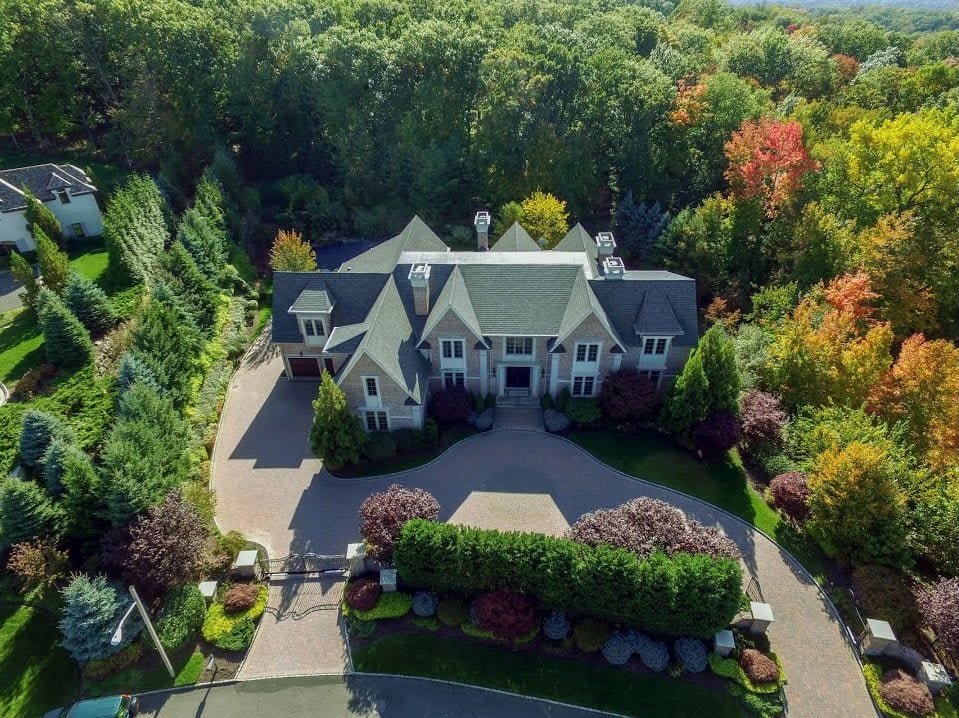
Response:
[110, 585, 176, 678]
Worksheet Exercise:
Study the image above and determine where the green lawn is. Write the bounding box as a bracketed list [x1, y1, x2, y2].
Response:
[568, 430, 829, 583]
[353, 632, 745, 718]
[83, 649, 203, 698]
[68, 241, 110, 284]
[0, 603, 79, 717]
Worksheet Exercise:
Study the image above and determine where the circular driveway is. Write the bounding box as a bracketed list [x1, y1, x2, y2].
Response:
[213, 335, 875, 717]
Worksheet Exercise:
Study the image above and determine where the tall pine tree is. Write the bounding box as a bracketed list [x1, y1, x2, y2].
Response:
[310, 371, 366, 470]
[0, 476, 64, 546]
[63, 272, 118, 334]
[23, 187, 65, 249]
[659, 351, 710, 439]
[698, 323, 741, 415]
[103, 175, 170, 285]
[37, 288, 93, 370]
[10, 251, 39, 310]
[19, 408, 75, 469]
[35, 227, 69, 294]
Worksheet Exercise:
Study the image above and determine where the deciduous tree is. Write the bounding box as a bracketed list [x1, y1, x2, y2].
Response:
[359, 484, 440, 560]
[269, 229, 316, 272]
[519, 191, 569, 248]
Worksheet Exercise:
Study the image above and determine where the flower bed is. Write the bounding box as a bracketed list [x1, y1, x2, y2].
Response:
[201, 583, 268, 651]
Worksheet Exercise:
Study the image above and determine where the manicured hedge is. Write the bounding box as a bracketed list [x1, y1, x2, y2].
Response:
[394, 519, 742, 638]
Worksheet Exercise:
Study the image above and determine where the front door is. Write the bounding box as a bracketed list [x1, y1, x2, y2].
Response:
[505, 366, 531, 390]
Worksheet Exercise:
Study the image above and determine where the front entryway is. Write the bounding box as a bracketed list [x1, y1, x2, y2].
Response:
[505, 365, 531, 392]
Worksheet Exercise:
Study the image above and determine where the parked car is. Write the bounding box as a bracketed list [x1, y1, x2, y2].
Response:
[55, 694, 139, 718]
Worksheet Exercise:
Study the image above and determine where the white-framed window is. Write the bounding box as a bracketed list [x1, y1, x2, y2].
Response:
[441, 339, 464, 360]
[303, 318, 325, 337]
[505, 337, 533, 356]
[443, 371, 465, 389]
[574, 342, 600, 363]
[364, 376, 379, 398]
[364, 410, 389, 432]
[642, 337, 671, 356]
[57, 189, 70, 204]
[572, 375, 596, 396]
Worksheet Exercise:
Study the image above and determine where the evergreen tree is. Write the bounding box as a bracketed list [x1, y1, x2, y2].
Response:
[698, 323, 742, 415]
[37, 288, 93, 371]
[0, 476, 64, 546]
[19, 408, 75, 469]
[104, 175, 169, 285]
[116, 351, 162, 394]
[310, 371, 366, 470]
[23, 188, 65, 249]
[159, 243, 218, 331]
[176, 206, 227, 282]
[10, 251, 39, 310]
[100, 383, 193, 526]
[615, 190, 669, 262]
[35, 227, 69, 294]
[59, 574, 140, 663]
[63, 271, 118, 334]
[659, 351, 710, 439]
[59, 448, 104, 542]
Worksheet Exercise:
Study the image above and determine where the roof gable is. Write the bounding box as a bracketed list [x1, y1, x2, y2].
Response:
[553, 269, 625, 350]
[634, 289, 685, 337]
[553, 223, 597, 259]
[288, 288, 335, 313]
[339, 216, 448, 273]
[418, 266, 485, 346]
[490, 222, 541, 252]
[0, 163, 96, 213]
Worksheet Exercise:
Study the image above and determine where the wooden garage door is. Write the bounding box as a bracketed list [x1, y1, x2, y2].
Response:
[288, 357, 322, 378]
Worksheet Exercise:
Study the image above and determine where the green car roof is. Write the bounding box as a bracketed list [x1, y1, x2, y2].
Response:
[65, 695, 129, 718]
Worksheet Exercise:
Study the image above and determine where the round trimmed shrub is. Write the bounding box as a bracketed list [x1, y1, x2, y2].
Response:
[362, 432, 397, 462]
[674, 637, 707, 673]
[468, 408, 494, 431]
[436, 595, 468, 627]
[543, 409, 571, 433]
[739, 648, 779, 684]
[472, 589, 539, 641]
[345, 578, 382, 611]
[222, 583, 259, 613]
[543, 611, 571, 641]
[412, 591, 438, 617]
[634, 634, 670, 672]
[573, 616, 609, 653]
[879, 668, 934, 716]
[768, 471, 810, 522]
[601, 632, 633, 666]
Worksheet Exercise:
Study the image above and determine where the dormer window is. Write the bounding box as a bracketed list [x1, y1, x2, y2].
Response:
[57, 189, 70, 204]
[304, 319, 325, 338]
[642, 337, 670, 355]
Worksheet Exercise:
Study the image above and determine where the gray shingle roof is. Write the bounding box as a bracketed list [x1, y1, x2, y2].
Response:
[0, 163, 96, 213]
[634, 289, 685, 336]
[336, 277, 430, 404]
[288, 289, 335, 313]
[458, 264, 581, 334]
[553, 223, 597, 259]
[418, 266, 485, 346]
[589, 275, 698, 348]
[490, 222, 541, 252]
[339, 216, 448, 273]
[271, 272, 388, 343]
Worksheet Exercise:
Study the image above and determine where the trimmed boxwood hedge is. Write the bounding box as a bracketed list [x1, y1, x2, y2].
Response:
[394, 519, 742, 638]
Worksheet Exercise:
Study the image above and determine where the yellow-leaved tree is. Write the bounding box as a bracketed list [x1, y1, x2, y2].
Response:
[519, 191, 569, 248]
[269, 229, 316, 272]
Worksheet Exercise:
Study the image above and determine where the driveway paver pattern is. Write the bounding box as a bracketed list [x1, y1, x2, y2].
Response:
[213, 333, 876, 716]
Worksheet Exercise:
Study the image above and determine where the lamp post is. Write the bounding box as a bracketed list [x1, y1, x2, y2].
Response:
[111, 585, 175, 679]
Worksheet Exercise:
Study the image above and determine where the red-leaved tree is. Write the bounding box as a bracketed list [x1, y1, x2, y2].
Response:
[724, 118, 819, 216]
[428, 387, 473, 424]
[599, 370, 660, 422]
[359, 484, 440, 561]
[693, 410, 741, 459]
[916, 577, 959, 657]
[768, 472, 810, 523]
[567, 497, 740, 561]
[738, 390, 788, 451]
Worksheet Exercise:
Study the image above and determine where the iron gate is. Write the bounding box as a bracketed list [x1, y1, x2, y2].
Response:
[258, 552, 348, 577]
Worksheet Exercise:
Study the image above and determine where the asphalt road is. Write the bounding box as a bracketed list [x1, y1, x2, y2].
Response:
[136, 675, 615, 718]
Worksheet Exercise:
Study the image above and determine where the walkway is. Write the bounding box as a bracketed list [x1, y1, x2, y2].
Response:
[212, 333, 875, 716]
[137, 674, 618, 718]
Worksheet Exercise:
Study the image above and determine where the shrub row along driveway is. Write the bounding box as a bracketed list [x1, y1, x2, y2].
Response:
[213, 335, 875, 716]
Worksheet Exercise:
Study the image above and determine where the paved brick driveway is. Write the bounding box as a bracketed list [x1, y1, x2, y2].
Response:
[213, 333, 876, 716]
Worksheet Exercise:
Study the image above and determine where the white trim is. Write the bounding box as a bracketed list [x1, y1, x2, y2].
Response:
[573, 340, 602, 368]
[298, 316, 326, 346]
[361, 375, 382, 408]
[549, 353, 559, 396]
[503, 336, 535, 359]
[479, 351, 489, 396]
[439, 337, 466, 369]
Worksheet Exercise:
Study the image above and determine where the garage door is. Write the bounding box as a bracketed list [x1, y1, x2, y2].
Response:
[288, 357, 322, 378]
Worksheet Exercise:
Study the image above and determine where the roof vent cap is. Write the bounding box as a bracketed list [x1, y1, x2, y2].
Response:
[474, 211, 491, 231]
[408, 262, 431, 287]
[596, 232, 617, 256]
[603, 256, 625, 279]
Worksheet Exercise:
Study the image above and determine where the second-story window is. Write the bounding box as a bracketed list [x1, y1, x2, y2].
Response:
[642, 337, 670, 356]
[57, 189, 70, 204]
[505, 337, 533, 356]
[442, 339, 464, 359]
[303, 319, 325, 337]
[575, 343, 600, 363]
[365, 377, 379, 397]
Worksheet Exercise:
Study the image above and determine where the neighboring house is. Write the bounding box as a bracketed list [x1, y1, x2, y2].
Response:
[273, 215, 698, 431]
[0, 164, 103, 252]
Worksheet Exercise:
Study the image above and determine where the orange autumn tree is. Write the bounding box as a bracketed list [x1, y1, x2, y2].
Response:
[269, 229, 317, 272]
[724, 118, 819, 217]
[764, 273, 893, 409]
[869, 334, 959, 471]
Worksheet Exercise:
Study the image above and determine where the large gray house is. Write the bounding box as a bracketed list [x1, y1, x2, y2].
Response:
[272, 215, 697, 431]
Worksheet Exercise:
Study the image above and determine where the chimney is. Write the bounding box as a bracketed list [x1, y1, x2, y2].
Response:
[602, 256, 625, 280]
[474, 210, 491, 251]
[409, 263, 431, 315]
[596, 231, 616, 257]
